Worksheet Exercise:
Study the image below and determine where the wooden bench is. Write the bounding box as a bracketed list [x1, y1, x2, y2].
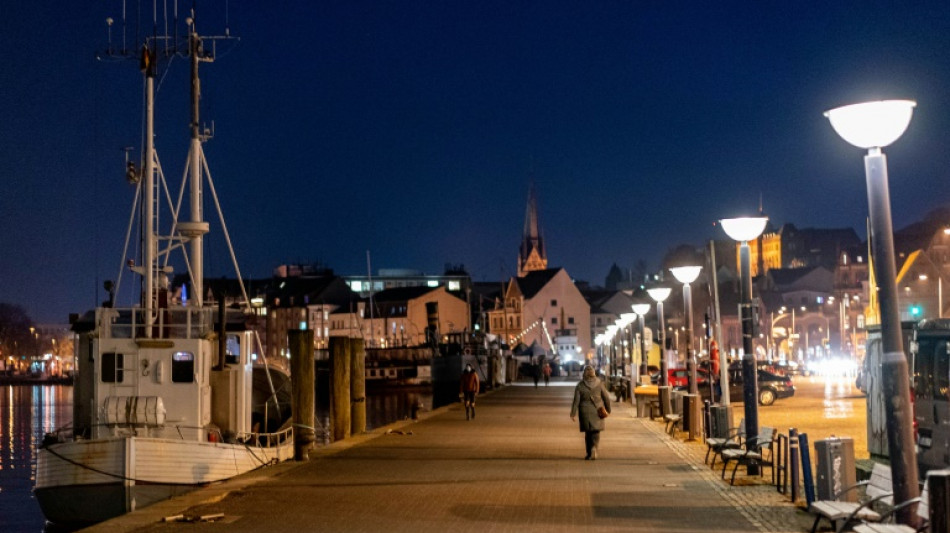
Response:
[808, 462, 892, 533]
[719, 426, 774, 485]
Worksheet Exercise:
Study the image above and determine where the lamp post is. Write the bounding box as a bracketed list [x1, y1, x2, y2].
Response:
[670, 266, 702, 393]
[632, 303, 651, 379]
[647, 287, 672, 387]
[620, 313, 637, 391]
[671, 266, 703, 441]
[721, 216, 769, 474]
[825, 99, 919, 525]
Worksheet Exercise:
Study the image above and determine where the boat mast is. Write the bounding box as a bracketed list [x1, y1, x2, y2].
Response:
[188, 20, 207, 307]
[142, 43, 157, 335]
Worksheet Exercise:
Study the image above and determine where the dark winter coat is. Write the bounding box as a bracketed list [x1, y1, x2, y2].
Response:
[570, 378, 611, 432]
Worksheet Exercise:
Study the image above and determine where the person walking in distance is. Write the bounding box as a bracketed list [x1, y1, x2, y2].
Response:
[570, 365, 611, 460]
[542, 361, 552, 386]
[460, 364, 480, 420]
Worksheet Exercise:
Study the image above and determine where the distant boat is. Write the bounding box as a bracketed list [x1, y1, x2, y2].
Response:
[34, 15, 293, 527]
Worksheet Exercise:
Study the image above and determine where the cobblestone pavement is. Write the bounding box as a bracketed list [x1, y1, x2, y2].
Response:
[84, 380, 819, 533]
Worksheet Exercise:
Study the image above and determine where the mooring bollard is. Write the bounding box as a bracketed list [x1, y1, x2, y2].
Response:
[289, 329, 315, 461]
[789, 428, 800, 503]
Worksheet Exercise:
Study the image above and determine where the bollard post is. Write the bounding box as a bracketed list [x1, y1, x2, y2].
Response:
[775, 433, 787, 494]
[289, 329, 315, 461]
[800, 432, 815, 506]
[350, 338, 366, 435]
[789, 428, 800, 503]
[930, 470, 950, 533]
[329, 337, 351, 442]
[703, 400, 711, 439]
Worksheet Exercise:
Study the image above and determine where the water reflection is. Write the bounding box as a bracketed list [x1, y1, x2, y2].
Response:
[314, 383, 431, 444]
[0, 385, 73, 532]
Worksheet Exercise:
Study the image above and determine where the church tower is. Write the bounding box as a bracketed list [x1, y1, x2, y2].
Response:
[518, 181, 548, 277]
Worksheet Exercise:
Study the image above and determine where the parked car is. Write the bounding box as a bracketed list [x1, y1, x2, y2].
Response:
[651, 368, 711, 387]
[682, 367, 795, 406]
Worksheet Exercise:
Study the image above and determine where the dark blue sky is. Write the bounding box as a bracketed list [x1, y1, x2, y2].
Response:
[3, 2, 950, 323]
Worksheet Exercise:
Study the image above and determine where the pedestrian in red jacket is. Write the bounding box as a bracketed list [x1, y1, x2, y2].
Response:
[459, 364, 480, 420]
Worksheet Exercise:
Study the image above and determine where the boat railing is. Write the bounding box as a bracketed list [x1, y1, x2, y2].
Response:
[98, 307, 215, 340]
[237, 425, 294, 448]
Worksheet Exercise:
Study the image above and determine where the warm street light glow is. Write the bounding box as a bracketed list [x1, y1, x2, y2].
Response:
[670, 266, 702, 284]
[631, 303, 651, 315]
[647, 287, 671, 302]
[824, 100, 916, 150]
[721, 217, 768, 243]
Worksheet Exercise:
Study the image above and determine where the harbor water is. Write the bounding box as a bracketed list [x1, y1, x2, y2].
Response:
[0, 383, 433, 532]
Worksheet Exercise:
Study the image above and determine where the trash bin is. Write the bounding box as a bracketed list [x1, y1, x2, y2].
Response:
[709, 405, 731, 439]
[815, 437, 856, 502]
[658, 386, 671, 417]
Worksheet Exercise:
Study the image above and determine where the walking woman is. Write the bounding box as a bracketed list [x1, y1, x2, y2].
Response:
[570, 365, 611, 460]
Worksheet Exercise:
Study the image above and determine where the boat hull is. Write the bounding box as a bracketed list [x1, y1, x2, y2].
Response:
[35, 434, 293, 525]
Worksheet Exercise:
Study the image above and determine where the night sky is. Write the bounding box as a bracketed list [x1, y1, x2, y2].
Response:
[3, 2, 950, 324]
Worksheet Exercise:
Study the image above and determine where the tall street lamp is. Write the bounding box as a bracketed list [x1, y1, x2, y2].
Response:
[721, 216, 769, 474]
[670, 266, 702, 393]
[620, 312, 637, 391]
[632, 303, 651, 379]
[671, 266, 703, 441]
[825, 99, 919, 525]
[647, 287, 672, 387]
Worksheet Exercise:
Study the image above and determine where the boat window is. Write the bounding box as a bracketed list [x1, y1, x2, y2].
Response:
[101, 352, 124, 383]
[936, 341, 950, 399]
[172, 351, 195, 382]
[916, 338, 935, 401]
[225, 334, 241, 364]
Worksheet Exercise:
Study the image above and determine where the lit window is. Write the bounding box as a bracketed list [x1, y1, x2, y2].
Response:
[448, 281, 461, 291]
[172, 352, 195, 383]
[427, 280, 439, 288]
[299, 321, 307, 330]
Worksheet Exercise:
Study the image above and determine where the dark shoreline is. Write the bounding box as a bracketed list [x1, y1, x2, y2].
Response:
[0, 375, 73, 386]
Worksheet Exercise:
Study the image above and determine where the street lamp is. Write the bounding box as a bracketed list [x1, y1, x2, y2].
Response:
[670, 266, 702, 441]
[620, 313, 637, 386]
[721, 215, 768, 474]
[669, 266, 702, 393]
[647, 287, 672, 387]
[825, 99, 919, 525]
[632, 303, 651, 378]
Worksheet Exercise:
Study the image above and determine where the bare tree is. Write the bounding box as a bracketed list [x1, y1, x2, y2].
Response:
[0, 303, 35, 358]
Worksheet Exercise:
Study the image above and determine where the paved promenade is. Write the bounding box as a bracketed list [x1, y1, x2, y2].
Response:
[85, 379, 817, 533]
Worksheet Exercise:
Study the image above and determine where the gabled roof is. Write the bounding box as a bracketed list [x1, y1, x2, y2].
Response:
[267, 276, 357, 308]
[514, 268, 561, 299]
[370, 286, 439, 303]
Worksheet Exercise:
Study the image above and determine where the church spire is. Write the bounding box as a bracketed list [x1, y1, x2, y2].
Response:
[518, 179, 547, 277]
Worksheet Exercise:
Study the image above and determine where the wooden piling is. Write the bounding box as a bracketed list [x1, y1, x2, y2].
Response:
[329, 336, 351, 441]
[289, 329, 315, 461]
[350, 338, 366, 435]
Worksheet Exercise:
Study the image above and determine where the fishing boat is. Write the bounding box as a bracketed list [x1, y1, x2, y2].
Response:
[34, 11, 294, 526]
